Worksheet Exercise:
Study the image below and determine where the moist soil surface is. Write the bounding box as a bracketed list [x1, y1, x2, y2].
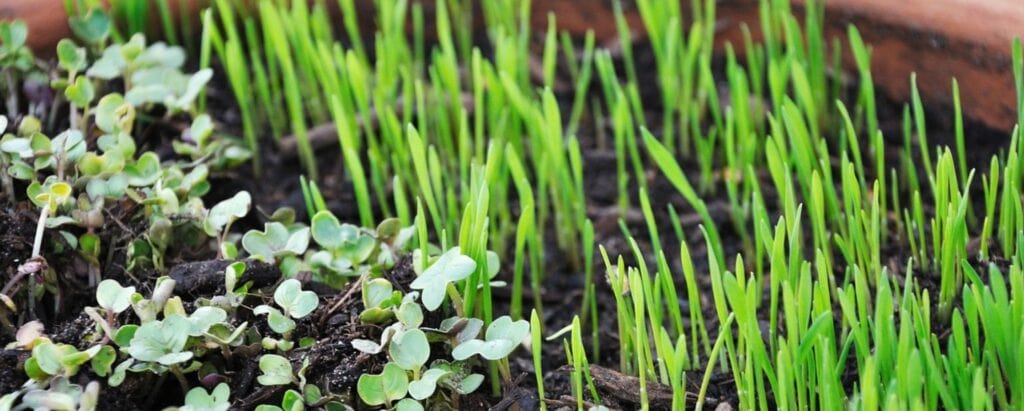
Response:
[0, 36, 1013, 410]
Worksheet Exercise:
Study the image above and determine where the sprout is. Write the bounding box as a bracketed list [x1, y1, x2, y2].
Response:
[388, 329, 430, 371]
[242, 222, 310, 263]
[185, 306, 228, 337]
[177, 383, 230, 411]
[94, 94, 135, 134]
[272, 279, 318, 319]
[67, 8, 110, 45]
[126, 314, 192, 366]
[407, 368, 449, 400]
[410, 247, 476, 311]
[24, 340, 102, 380]
[451, 316, 529, 361]
[254, 279, 318, 337]
[395, 301, 423, 329]
[359, 278, 401, 323]
[204, 191, 251, 256]
[95, 279, 135, 314]
[86, 279, 136, 341]
[308, 210, 380, 283]
[256, 354, 294, 386]
[357, 363, 408, 407]
[56, 40, 87, 74]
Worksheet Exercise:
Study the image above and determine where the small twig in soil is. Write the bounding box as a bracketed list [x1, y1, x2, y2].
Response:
[317, 274, 365, 331]
[237, 385, 287, 410]
[490, 375, 536, 411]
[545, 395, 600, 410]
[588, 364, 714, 409]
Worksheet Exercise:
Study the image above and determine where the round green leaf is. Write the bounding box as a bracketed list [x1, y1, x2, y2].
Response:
[395, 399, 424, 411]
[242, 223, 310, 262]
[362, 278, 394, 309]
[408, 368, 449, 400]
[183, 383, 230, 411]
[31, 342, 62, 375]
[451, 316, 529, 361]
[90, 345, 116, 377]
[410, 247, 477, 311]
[311, 211, 358, 249]
[357, 363, 408, 406]
[396, 301, 423, 328]
[273, 279, 319, 319]
[456, 373, 484, 394]
[69, 9, 111, 45]
[65, 76, 95, 108]
[96, 279, 135, 313]
[187, 306, 227, 336]
[257, 354, 293, 386]
[126, 315, 192, 365]
[124, 151, 161, 186]
[95, 94, 135, 133]
[204, 191, 251, 236]
[389, 329, 429, 371]
[253, 305, 295, 335]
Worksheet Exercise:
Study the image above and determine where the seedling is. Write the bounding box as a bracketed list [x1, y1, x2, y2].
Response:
[254, 279, 319, 347]
[242, 222, 311, 264]
[451, 316, 529, 361]
[308, 210, 386, 286]
[204, 190, 251, 258]
[389, 328, 430, 371]
[84, 279, 135, 341]
[172, 383, 230, 411]
[205, 261, 250, 311]
[174, 114, 252, 170]
[358, 278, 402, 324]
[123, 313, 193, 390]
[0, 20, 34, 116]
[351, 266, 512, 408]
[24, 339, 103, 380]
[0, 378, 99, 411]
[129, 276, 176, 323]
[410, 247, 476, 312]
[257, 354, 295, 386]
[126, 314, 192, 366]
[357, 363, 408, 408]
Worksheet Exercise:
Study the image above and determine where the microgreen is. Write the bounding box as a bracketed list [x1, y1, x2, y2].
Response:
[175, 383, 231, 411]
[257, 354, 295, 386]
[25, 340, 103, 380]
[452, 316, 529, 361]
[272, 279, 318, 320]
[357, 363, 408, 408]
[242, 222, 311, 264]
[96, 279, 134, 314]
[254, 279, 318, 339]
[389, 328, 430, 371]
[126, 314, 192, 366]
[410, 247, 476, 312]
[201, 191, 249, 258]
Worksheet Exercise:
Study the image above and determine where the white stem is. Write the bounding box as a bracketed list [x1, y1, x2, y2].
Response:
[69, 105, 79, 135]
[32, 204, 49, 258]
